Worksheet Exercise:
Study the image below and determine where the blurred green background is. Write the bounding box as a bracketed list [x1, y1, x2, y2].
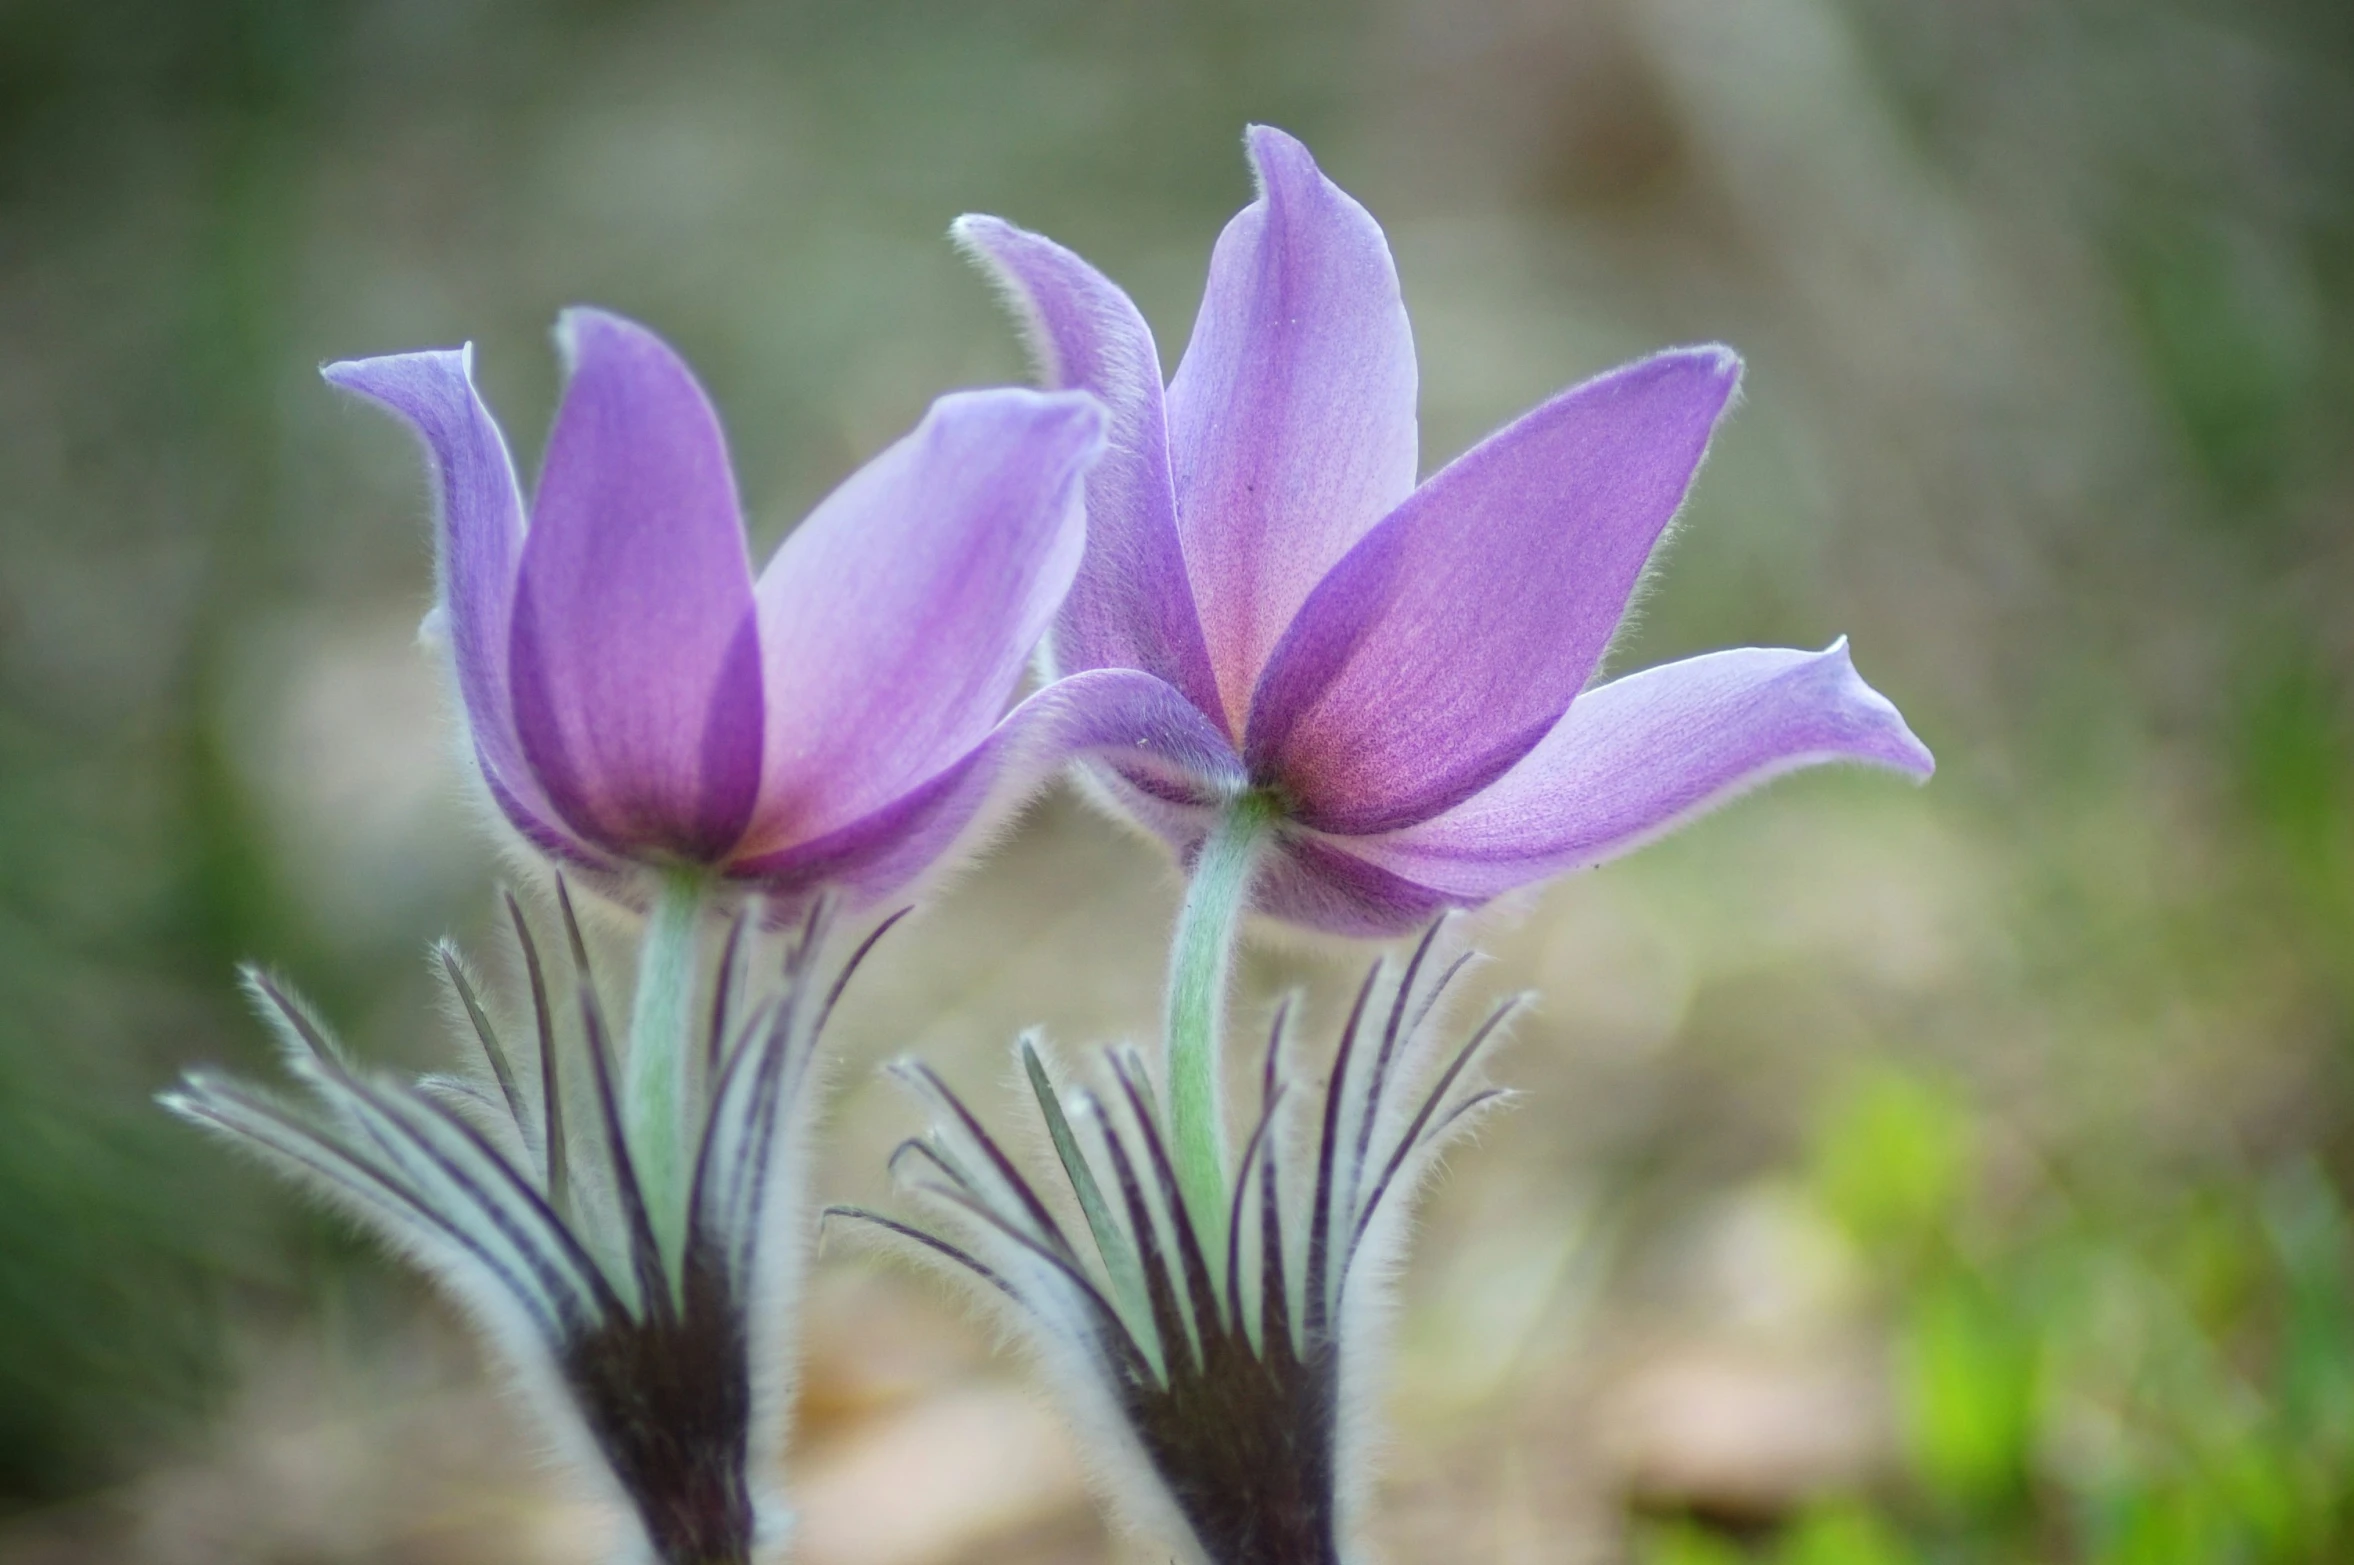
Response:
[1, 0, 2350, 1560]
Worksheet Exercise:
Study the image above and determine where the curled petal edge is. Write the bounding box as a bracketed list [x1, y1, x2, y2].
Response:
[1346, 640, 1934, 901]
[951, 215, 1222, 720]
[321, 344, 533, 800]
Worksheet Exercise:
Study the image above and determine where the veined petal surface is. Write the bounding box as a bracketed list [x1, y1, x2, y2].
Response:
[1165, 125, 1419, 731]
[744, 389, 1102, 850]
[509, 309, 765, 862]
[955, 217, 1222, 719]
[1351, 641, 1935, 898]
[730, 667, 1244, 905]
[1247, 346, 1742, 835]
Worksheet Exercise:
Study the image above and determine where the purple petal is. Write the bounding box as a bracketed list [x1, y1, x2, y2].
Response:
[727, 668, 1245, 906]
[1350, 641, 1935, 899]
[482, 759, 621, 877]
[741, 389, 1103, 851]
[321, 345, 534, 805]
[1251, 832, 1461, 938]
[1164, 125, 1419, 730]
[1061, 789, 1461, 936]
[954, 216, 1223, 721]
[1246, 346, 1742, 835]
[509, 309, 764, 862]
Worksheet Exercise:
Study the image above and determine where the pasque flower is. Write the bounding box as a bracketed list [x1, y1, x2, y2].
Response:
[959, 124, 1934, 1237]
[958, 127, 1932, 935]
[324, 310, 1238, 1308]
[324, 307, 1230, 908]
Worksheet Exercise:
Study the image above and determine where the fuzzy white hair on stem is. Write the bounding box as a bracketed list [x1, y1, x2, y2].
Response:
[164, 879, 905, 1565]
[832, 916, 1519, 1565]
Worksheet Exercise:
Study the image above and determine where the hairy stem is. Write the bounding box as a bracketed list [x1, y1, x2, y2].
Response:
[628, 867, 707, 1278]
[1163, 794, 1273, 1258]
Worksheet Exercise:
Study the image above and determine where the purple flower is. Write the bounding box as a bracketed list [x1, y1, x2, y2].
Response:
[959, 127, 1933, 935]
[324, 309, 1233, 906]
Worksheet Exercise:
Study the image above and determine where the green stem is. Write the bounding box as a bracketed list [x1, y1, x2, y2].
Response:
[1163, 794, 1273, 1253]
[628, 866, 707, 1277]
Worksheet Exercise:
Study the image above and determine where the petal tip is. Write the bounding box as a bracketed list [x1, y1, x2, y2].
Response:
[1017, 387, 1108, 464]
[1817, 638, 1935, 780]
[949, 213, 1067, 285]
[320, 345, 472, 398]
[552, 305, 660, 373]
[1663, 341, 1744, 392]
[1615, 343, 1742, 426]
[1243, 121, 1314, 171]
[1887, 714, 1937, 779]
[1041, 386, 1109, 440]
[1874, 717, 1937, 781]
[554, 302, 626, 334]
[922, 385, 1107, 455]
[949, 211, 1013, 248]
[1242, 122, 1333, 203]
[947, 219, 1083, 387]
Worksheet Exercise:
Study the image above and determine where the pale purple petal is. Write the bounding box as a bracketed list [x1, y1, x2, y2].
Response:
[1349, 641, 1935, 899]
[482, 760, 620, 877]
[1071, 755, 1228, 857]
[1247, 346, 1742, 836]
[1251, 833, 1460, 938]
[742, 389, 1103, 853]
[321, 345, 533, 804]
[954, 216, 1222, 720]
[1164, 125, 1419, 729]
[728, 668, 1244, 906]
[1050, 759, 1460, 937]
[1069, 796, 1458, 936]
[509, 308, 763, 861]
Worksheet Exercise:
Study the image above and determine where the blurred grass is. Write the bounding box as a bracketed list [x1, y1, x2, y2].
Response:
[0, 0, 2350, 1558]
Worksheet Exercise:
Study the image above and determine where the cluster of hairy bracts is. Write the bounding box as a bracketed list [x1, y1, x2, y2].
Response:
[163, 884, 899, 1565]
[836, 922, 1517, 1565]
